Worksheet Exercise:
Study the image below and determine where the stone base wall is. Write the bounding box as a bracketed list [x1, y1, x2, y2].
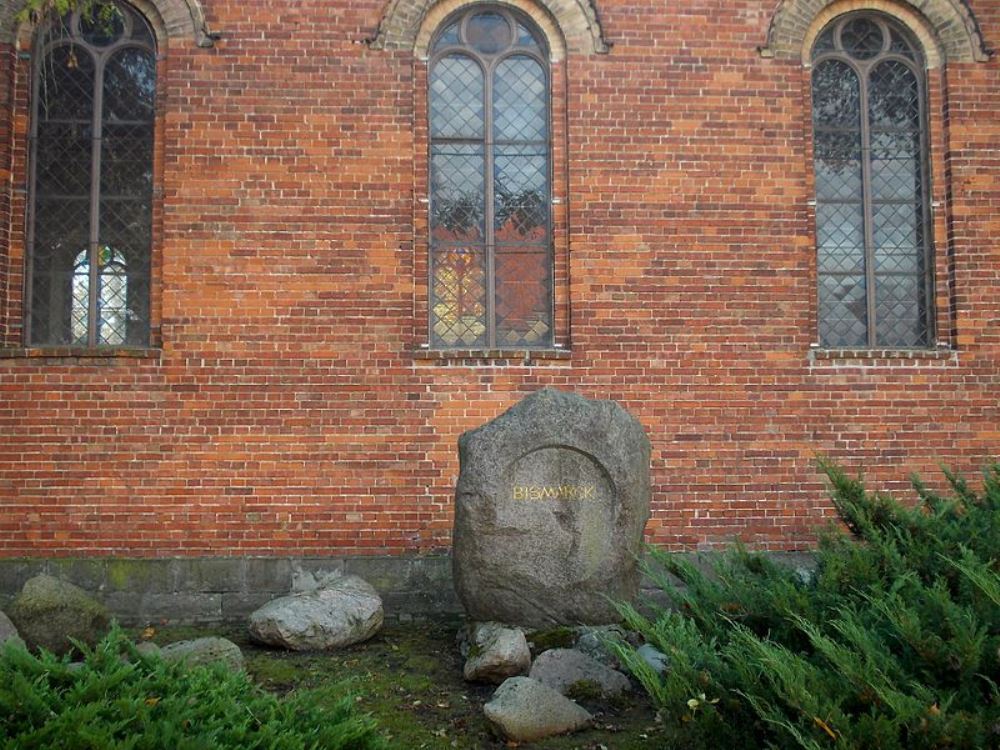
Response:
[0, 552, 817, 626]
[0, 556, 460, 625]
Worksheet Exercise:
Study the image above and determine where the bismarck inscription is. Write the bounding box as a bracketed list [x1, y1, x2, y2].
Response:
[453, 389, 651, 627]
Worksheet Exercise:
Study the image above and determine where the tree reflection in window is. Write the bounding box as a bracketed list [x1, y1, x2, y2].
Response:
[812, 14, 932, 348]
[429, 7, 552, 348]
[28, 1, 155, 346]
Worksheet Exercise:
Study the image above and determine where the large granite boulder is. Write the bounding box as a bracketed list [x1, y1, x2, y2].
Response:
[453, 388, 650, 626]
[7, 574, 109, 655]
[484, 676, 592, 741]
[248, 573, 383, 650]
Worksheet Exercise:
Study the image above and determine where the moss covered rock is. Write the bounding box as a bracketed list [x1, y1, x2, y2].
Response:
[7, 574, 109, 655]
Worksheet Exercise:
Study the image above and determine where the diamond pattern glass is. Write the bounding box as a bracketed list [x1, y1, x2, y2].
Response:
[28, 1, 155, 346]
[431, 247, 487, 347]
[869, 61, 919, 129]
[103, 47, 155, 122]
[38, 44, 95, 121]
[494, 56, 546, 142]
[429, 7, 552, 349]
[430, 55, 484, 139]
[494, 247, 550, 346]
[811, 14, 930, 348]
[431, 144, 485, 242]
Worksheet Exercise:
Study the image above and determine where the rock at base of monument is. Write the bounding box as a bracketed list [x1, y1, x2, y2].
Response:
[460, 622, 531, 683]
[160, 637, 244, 671]
[7, 574, 109, 655]
[248, 573, 383, 651]
[528, 648, 631, 698]
[453, 388, 651, 627]
[0, 610, 25, 650]
[484, 676, 593, 741]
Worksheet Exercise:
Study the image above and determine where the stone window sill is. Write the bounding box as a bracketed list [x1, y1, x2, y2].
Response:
[412, 347, 571, 365]
[808, 345, 957, 368]
[0, 346, 161, 361]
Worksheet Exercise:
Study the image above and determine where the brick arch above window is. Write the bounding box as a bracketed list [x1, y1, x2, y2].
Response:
[0, 0, 215, 47]
[760, 0, 992, 65]
[369, 0, 608, 59]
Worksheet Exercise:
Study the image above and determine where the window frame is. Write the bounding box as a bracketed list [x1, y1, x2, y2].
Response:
[24, 1, 157, 349]
[810, 12, 936, 350]
[425, 5, 556, 351]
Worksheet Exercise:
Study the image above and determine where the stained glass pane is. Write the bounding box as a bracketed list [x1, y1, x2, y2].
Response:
[812, 27, 835, 57]
[103, 47, 155, 122]
[841, 17, 884, 60]
[466, 12, 511, 55]
[101, 123, 153, 196]
[35, 122, 92, 196]
[814, 131, 861, 201]
[430, 55, 484, 139]
[812, 60, 860, 128]
[493, 56, 547, 142]
[431, 144, 485, 242]
[431, 247, 487, 347]
[495, 246, 551, 346]
[889, 29, 916, 59]
[516, 22, 541, 51]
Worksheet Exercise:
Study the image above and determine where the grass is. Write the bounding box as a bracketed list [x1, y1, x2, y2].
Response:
[141, 618, 664, 749]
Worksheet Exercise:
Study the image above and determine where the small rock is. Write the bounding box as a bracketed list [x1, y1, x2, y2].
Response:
[0, 610, 24, 650]
[160, 637, 244, 671]
[248, 573, 383, 650]
[529, 648, 631, 698]
[134, 641, 161, 658]
[484, 676, 592, 741]
[462, 622, 531, 683]
[7, 574, 109, 655]
[636, 643, 669, 675]
[574, 625, 627, 666]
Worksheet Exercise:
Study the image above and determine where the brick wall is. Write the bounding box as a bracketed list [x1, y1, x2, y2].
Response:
[0, 0, 996, 558]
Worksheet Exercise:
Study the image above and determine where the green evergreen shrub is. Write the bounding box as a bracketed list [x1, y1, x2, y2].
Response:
[613, 462, 1000, 750]
[0, 625, 385, 749]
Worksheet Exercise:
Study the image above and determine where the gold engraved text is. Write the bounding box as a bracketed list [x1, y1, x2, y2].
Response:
[512, 484, 597, 501]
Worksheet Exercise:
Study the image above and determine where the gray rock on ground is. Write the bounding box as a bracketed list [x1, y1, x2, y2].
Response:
[461, 622, 531, 683]
[529, 647, 631, 698]
[574, 624, 627, 667]
[453, 388, 651, 627]
[7, 574, 109, 655]
[0, 610, 24, 650]
[484, 676, 592, 741]
[636, 643, 669, 675]
[160, 637, 244, 671]
[248, 573, 383, 650]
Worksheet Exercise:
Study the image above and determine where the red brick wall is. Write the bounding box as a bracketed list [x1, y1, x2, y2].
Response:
[0, 0, 997, 557]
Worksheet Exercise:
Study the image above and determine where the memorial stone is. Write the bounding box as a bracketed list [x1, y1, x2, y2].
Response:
[453, 388, 650, 626]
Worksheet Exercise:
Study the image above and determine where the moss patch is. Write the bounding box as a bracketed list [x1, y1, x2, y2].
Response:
[526, 626, 577, 655]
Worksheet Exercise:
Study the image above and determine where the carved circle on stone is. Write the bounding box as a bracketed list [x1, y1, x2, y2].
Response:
[452, 388, 651, 628]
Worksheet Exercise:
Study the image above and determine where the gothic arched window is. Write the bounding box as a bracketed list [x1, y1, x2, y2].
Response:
[812, 14, 932, 348]
[428, 7, 552, 349]
[27, 1, 156, 346]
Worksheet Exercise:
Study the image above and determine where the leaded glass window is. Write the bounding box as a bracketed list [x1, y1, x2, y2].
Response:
[812, 14, 932, 348]
[27, 1, 155, 346]
[429, 7, 552, 349]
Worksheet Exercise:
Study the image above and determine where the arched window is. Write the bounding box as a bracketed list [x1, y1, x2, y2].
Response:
[428, 6, 552, 349]
[27, 1, 156, 346]
[812, 14, 932, 348]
